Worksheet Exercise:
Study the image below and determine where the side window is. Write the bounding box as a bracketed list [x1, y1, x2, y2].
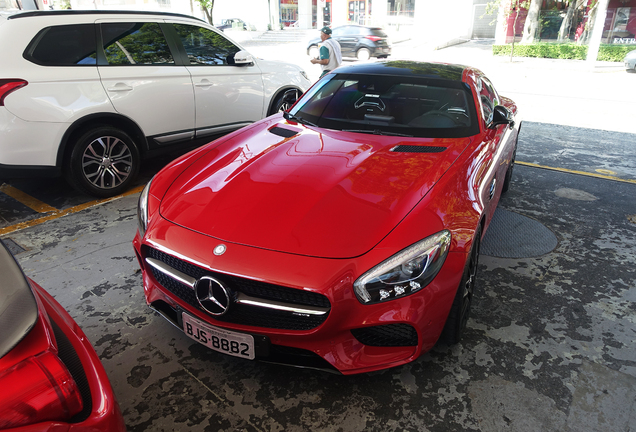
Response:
[479, 77, 499, 124]
[173, 24, 240, 66]
[101, 22, 174, 65]
[332, 27, 344, 37]
[24, 24, 97, 66]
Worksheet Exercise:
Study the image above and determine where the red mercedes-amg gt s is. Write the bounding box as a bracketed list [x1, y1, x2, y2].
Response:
[133, 61, 521, 375]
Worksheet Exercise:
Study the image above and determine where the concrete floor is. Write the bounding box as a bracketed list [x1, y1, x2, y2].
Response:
[1, 42, 635, 431]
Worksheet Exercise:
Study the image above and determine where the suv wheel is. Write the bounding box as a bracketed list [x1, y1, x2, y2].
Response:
[67, 127, 140, 198]
[270, 89, 300, 115]
[356, 48, 371, 61]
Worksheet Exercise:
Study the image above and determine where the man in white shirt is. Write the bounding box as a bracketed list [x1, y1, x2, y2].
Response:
[310, 26, 342, 78]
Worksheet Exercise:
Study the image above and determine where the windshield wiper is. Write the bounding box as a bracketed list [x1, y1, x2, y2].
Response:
[342, 129, 413, 137]
[283, 111, 317, 127]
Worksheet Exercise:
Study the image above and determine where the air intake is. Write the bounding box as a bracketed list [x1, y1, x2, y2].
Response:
[391, 145, 447, 153]
[269, 127, 298, 138]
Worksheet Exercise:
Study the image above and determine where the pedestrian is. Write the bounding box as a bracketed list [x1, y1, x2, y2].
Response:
[310, 26, 342, 78]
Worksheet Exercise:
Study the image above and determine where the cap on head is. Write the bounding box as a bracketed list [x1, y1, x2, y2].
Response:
[320, 26, 332, 35]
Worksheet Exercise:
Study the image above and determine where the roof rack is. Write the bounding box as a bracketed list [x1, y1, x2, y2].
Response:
[8, 9, 205, 22]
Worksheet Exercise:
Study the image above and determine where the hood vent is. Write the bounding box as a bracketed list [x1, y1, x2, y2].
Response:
[269, 126, 299, 138]
[391, 145, 447, 153]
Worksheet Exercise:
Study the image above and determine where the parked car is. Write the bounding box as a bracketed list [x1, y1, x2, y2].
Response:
[625, 49, 636, 72]
[0, 240, 126, 430]
[0, 10, 310, 197]
[216, 18, 248, 32]
[307, 25, 391, 60]
[133, 60, 521, 375]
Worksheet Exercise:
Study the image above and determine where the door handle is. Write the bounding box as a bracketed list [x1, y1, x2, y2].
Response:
[195, 79, 212, 88]
[107, 83, 133, 92]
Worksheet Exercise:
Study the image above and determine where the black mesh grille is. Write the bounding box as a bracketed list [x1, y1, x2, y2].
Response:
[144, 246, 330, 330]
[269, 126, 298, 138]
[391, 145, 447, 153]
[351, 324, 418, 347]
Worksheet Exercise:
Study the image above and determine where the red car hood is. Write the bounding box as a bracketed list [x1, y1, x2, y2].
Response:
[160, 120, 471, 259]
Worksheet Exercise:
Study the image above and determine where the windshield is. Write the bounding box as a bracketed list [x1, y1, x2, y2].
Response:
[289, 74, 479, 138]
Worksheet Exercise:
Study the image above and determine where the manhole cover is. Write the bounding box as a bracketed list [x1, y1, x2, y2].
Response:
[481, 209, 557, 258]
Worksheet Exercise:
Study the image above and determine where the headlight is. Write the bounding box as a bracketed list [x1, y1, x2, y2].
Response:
[137, 179, 151, 237]
[300, 70, 309, 81]
[354, 230, 451, 304]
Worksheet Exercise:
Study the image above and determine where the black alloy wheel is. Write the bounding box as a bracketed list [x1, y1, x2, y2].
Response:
[441, 226, 481, 345]
[67, 127, 140, 198]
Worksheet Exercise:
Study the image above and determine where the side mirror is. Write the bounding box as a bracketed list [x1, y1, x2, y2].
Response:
[489, 105, 514, 129]
[233, 50, 254, 66]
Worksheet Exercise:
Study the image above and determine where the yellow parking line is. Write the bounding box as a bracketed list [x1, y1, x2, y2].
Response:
[1, 160, 634, 238]
[0, 183, 58, 213]
[0, 184, 145, 237]
[516, 161, 636, 185]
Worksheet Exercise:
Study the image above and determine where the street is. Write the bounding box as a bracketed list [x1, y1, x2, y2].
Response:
[1, 38, 635, 431]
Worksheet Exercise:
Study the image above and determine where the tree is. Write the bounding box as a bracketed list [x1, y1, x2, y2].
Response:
[520, 0, 541, 43]
[557, 0, 586, 42]
[195, 0, 214, 25]
[485, 0, 531, 61]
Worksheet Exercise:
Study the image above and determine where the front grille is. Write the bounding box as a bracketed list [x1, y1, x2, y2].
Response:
[351, 324, 418, 347]
[144, 246, 330, 330]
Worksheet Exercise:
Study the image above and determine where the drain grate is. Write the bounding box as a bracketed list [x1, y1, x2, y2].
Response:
[481, 209, 557, 258]
[1, 238, 27, 255]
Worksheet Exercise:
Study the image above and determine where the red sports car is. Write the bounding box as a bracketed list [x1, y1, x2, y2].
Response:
[0, 241, 126, 431]
[133, 61, 521, 375]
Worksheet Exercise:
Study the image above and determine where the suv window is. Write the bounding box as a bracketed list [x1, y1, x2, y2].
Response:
[173, 24, 240, 65]
[24, 24, 97, 66]
[101, 22, 174, 65]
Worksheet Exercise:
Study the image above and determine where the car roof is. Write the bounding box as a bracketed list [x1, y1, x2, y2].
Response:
[333, 61, 468, 82]
[7, 9, 205, 22]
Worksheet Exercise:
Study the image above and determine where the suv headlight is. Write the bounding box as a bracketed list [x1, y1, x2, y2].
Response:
[137, 179, 151, 237]
[354, 230, 451, 304]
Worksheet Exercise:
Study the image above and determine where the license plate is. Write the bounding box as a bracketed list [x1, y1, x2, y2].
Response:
[182, 313, 255, 360]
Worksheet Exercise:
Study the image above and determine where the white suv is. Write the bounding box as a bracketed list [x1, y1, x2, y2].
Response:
[0, 10, 311, 197]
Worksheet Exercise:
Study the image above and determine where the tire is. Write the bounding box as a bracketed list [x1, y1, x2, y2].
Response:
[308, 45, 319, 58]
[269, 89, 300, 115]
[66, 127, 140, 198]
[356, 47, 371, 61]
[502, 140, 518, 194]
[441, 226, 481, 345]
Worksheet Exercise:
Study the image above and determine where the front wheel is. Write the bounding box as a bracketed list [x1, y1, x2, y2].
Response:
[269, 89, 301, 115]
[502, 141, 517, 194]
[66, 127, 140, 198]
[441, 226, 481, 345]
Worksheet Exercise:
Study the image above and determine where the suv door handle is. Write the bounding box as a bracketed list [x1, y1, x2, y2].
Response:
[195, 79, 212, 88]
[107, 83, 133, 92]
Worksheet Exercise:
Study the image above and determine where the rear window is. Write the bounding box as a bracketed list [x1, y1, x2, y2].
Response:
[24, 24, 97, 66]
[370, 28, 388, 38]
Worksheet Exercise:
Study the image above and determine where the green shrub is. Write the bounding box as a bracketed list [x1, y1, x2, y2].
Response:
[493, 43, 636, 62]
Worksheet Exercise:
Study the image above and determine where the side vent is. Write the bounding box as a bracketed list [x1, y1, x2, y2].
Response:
[269, 127, 298, 138]
[391, 145, 447, 153]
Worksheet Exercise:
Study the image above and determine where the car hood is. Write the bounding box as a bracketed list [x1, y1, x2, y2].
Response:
[160, 118, 471, 259]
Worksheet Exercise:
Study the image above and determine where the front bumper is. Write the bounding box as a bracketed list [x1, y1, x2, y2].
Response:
[133, 221, 465, 375]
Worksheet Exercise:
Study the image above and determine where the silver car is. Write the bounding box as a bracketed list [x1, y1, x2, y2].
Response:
[625, 49, 636, 72]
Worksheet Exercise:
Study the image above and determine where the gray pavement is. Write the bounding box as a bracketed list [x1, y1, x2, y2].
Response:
[2, 40, 636, 431]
